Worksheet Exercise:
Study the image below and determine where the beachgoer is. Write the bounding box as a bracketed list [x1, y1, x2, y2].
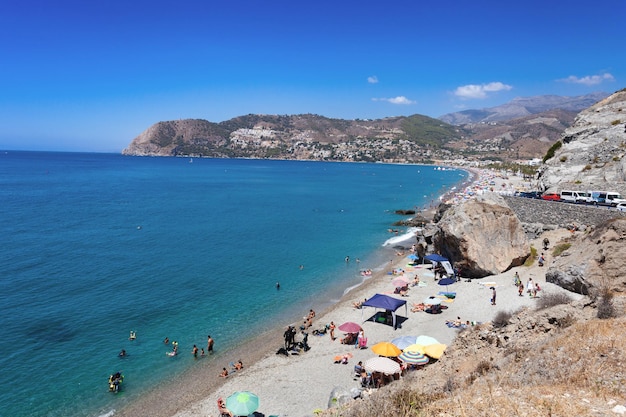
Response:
[276, 281, 280, 290]
[490, 287, 496, 305]
[207, 335, 214, 354]
[129, 330, 136, 340]
[527, 278, 534, 297]
[412, 276, 420, 286]
[220, 367, 228, 377]
[354, 361, 364, 377]
[531, 282, 538, 298]
[201, 348, 205, 356]
[543, 237, 550, 250]
[538, 253, 545, 267]
[119, 349, 126, 357]
[217, 397, 233, 417]
[163, 337, 169, 344]
[299, 264, 304, 270]
[235, 360, 243, 370]
[308, 309, 316, 320]
[192, 344, 198, 357]
[518, 282, 524, 296]
[329, 321, 336, 341]
[356, 329, 365, 348]
[514, 271, 521, 286]
[345, 256, 350, 263]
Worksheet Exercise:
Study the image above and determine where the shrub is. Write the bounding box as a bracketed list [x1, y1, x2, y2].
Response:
[552, 243, 571, 256]
[536, 292, 572, 310]
[543, 141, 562, 163]
[560, 155, 567, 162]
[597, 287, 617, 319]
[524, 246, 538, 266]
[493, 310, 512, 328]
[611, 119, 621, 125]
[582, 164, 592, 171]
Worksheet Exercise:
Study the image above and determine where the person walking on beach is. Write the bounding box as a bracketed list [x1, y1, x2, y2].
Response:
[490, 287, 496, 306]
[207, 335, 214, 354]
[518, 281, 524, 296]
[329, 321, 336, 341]
[527, 278, 534, 297]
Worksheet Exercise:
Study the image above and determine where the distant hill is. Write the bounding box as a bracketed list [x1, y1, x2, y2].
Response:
[122, 113, 465, 163]
[123, 92, 611, 163]
[439, 92, 609, 125]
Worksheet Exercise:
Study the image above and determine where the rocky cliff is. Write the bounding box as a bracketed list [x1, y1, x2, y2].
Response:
[538, 88, 626, 194]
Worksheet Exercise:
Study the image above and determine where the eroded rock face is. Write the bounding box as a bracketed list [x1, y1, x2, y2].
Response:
[546, 218, 626, 295]
[433, 193, 529, 278]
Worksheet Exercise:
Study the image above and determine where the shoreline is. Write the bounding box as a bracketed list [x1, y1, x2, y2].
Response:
[113, 167, 529, 417]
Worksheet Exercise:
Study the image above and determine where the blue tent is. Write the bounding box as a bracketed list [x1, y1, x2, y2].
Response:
[361, 294, 407, 329]
[424, 254, 448, 263]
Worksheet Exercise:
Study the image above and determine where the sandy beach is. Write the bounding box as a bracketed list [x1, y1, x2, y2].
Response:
[116, 168, 564, 417]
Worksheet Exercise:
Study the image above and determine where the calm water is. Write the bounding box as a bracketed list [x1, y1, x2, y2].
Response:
[0, 151, 466, 417]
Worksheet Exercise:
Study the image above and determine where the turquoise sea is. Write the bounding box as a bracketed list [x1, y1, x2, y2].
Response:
[0, 151, 467, 417]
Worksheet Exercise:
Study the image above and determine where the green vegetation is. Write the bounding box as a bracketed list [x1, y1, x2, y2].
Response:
[399, 115, 462, 147]
[560, 155, 567, 162]
[611, 119, 621, 125]
[582, 164, 592, 171]
[524, 246, 538, 267]
[552, 243, 571, 256]
[543, 141, 562, 163]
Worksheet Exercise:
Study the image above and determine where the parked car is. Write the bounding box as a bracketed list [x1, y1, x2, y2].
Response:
[517, 191, 542, 199]
[616, 202, 626, 212]
[542, 193, 561, 201]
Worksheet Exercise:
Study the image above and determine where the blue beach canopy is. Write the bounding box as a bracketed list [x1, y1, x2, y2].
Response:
[424, 254, 448, 263]
[361, 294, 407, 329]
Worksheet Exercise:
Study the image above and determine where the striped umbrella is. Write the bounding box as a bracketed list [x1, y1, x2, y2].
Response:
[398, 350, 429, 365]
[363, 357, 401, 375]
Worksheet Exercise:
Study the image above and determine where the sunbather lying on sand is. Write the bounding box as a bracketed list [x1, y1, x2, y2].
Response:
[411, 303, 425, 312]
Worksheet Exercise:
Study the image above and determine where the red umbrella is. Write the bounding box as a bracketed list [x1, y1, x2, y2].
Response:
[338, 322, 362, 333]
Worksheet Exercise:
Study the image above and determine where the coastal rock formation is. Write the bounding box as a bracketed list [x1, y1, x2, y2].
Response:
[433, 193, 529, 277]
[546, 218, 626, 295]
[538, 88, 626, 195]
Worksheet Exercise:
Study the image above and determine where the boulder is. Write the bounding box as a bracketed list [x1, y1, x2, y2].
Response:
[546, 218, 626, 295]
[433, 193, 529, 278]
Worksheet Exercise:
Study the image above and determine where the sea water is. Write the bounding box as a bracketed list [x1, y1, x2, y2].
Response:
[0, 151, 466, 417]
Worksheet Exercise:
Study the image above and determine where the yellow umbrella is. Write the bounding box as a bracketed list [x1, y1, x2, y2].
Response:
[370, 341, 402, 357]
[404, 343, 447, 359]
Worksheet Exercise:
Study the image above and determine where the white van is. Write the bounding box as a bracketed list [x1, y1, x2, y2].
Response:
[560, 190, 592, 204]
[589, 191, 626, 206]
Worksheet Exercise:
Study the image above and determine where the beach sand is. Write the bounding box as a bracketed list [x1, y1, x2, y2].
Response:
[116, 169, 567, 417]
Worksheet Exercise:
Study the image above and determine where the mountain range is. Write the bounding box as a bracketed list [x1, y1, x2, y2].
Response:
[123, 92, 610, 163]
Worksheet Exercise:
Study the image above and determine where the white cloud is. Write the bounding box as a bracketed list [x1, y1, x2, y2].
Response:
[558, 73, 615, 86]
[367, 75, 379, 84]
[454, 82, 513, 99]
[372, 96, 416, 105]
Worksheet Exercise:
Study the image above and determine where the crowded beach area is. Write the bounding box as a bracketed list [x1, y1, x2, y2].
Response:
[118, 168, 573, 417]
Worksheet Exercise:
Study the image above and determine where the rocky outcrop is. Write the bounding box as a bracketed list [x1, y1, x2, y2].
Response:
[433, 193, 529, 277]
[546, 218, 626, 295]
[538, 88, 626, 195]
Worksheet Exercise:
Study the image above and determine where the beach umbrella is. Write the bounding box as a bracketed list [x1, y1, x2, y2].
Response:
[338, 322, 362, 333]
[363, 356, 401, 375]
[371, 341, 402, 357]
[392, 277, 410, 287]
[398, 350, 429, 365]
[225, 391, 259, 416]
[415, 335, 440, 346]
[423, 297, 441, 305]
[390, 335, 417, 350]
[405, 343, 447, 359]
[437, 277, 456, 291]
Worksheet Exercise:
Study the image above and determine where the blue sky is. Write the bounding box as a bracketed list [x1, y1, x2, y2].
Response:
[0, 0, 623, 152]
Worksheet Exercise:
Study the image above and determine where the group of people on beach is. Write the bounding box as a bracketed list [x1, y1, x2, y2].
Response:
[513, 272, 541, 298]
